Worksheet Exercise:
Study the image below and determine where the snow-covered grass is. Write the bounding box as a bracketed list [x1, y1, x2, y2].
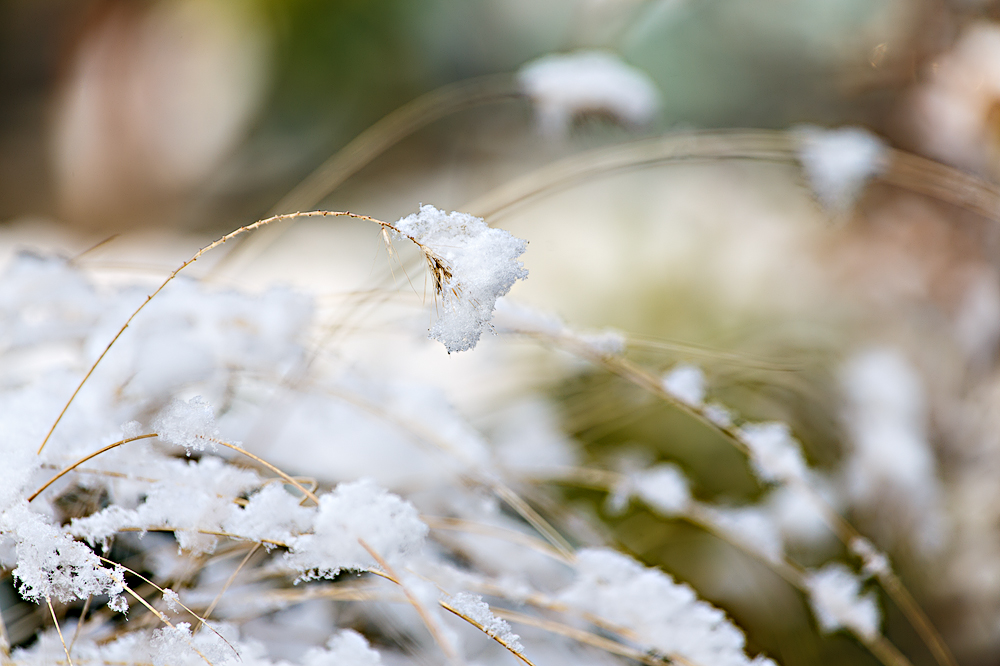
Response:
[3, 47, 995, 666]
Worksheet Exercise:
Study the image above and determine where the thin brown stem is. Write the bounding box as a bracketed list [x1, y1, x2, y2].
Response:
[38, 210, 416, 456]
[197, 544, 260, 631]
[28, 434, 158, 502]
[45, 596, 74, 666]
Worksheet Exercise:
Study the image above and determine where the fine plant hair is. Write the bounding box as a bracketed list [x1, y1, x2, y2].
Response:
[4, 52, 990, 666]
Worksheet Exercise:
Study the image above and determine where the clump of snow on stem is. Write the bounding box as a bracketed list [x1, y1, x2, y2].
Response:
[393, 205, 528, 353]
[850, 537, 892, 578]
[839, 347, 944, 553]
[287, 479, 427, 577]
[662, 363, 706, 407]
[2, 501, 127, 606]
[559, 548, 776, 666]
[804, 563, 881, 640]
[152, 396, 221, 453]
[304, 630, 384, 666]
[701, 505, 785, 565]
[446, 592, 523, 653]
[738, 422, 808, 485]
[795, 125, 888, 212]
[518, 50, 661, 136]
[631, 463, 692, 516]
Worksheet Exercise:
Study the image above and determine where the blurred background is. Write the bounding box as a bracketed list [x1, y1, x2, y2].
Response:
[6, 1, 1000, 665]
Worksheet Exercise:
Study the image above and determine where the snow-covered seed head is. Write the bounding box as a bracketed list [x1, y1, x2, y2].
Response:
[393, 205, 529, 354]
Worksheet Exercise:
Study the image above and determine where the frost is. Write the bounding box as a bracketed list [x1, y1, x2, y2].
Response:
[795, 125, 888, 211]
[519, 50, 661, 136]
[393, 205, 528, 353]
[804, 563, 881, 640]
[446, 592, 523, 653]
[662, 363, 706, 407]
[152, 396, 221, 453]
[287, 479, 428, 577]
[738, 422, 808, 485]
[632, 463, 691, 516]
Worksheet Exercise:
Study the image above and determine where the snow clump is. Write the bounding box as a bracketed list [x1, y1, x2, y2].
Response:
[662, 363, 706, 407]
[738, 422, 809, 485]
[795, 125, 889, 212]
[559, 548, 776, 666]
[393, 205, 528, 353]
[518, 50, 661, 136]
[446, 592, 523, 653]
[804, 563, 881, 640]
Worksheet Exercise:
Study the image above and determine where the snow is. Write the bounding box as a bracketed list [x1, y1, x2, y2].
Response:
[287, 479, 428, 577]
[795, 125, 888, 212]
[393, 205, 529, 353]
[559, 548, 776, 666]
[632, 463, 691, 516]
[839, 347, 944, 553]
[446, 592, 523, 653]
[152, 395, 222, 453]
[738, 422, 809, 485]
[804, 563, 881, 640]
[701, 505, 785, 565]
[519, 50, 661, 136]
[662, 363, 706, 407]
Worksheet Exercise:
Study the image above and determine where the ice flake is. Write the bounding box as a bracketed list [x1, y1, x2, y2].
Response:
[804, 563, 881, 640]
[519, 50, 661, 136]
[152, 396, 221, 453]
[795, 125, 888, 211]
[738, 422, 808, 485]
[394, 205, 528, 353]
[662, 363, 706, 407]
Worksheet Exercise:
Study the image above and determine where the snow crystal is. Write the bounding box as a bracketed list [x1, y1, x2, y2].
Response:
[287, 479, 427, 577]
[804, 563, 881, 640]
[447, 592, 523, 653]
[738, 422, 808, 485]
[560, 548, 772, 666]
[393, 205, 528, 353]
[519, 50, 661, 136]
[632, 464, 691, 516]
[795, 125, 888, 211]
[662, 363, 706, 407]
[152, 396, 221, 453]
